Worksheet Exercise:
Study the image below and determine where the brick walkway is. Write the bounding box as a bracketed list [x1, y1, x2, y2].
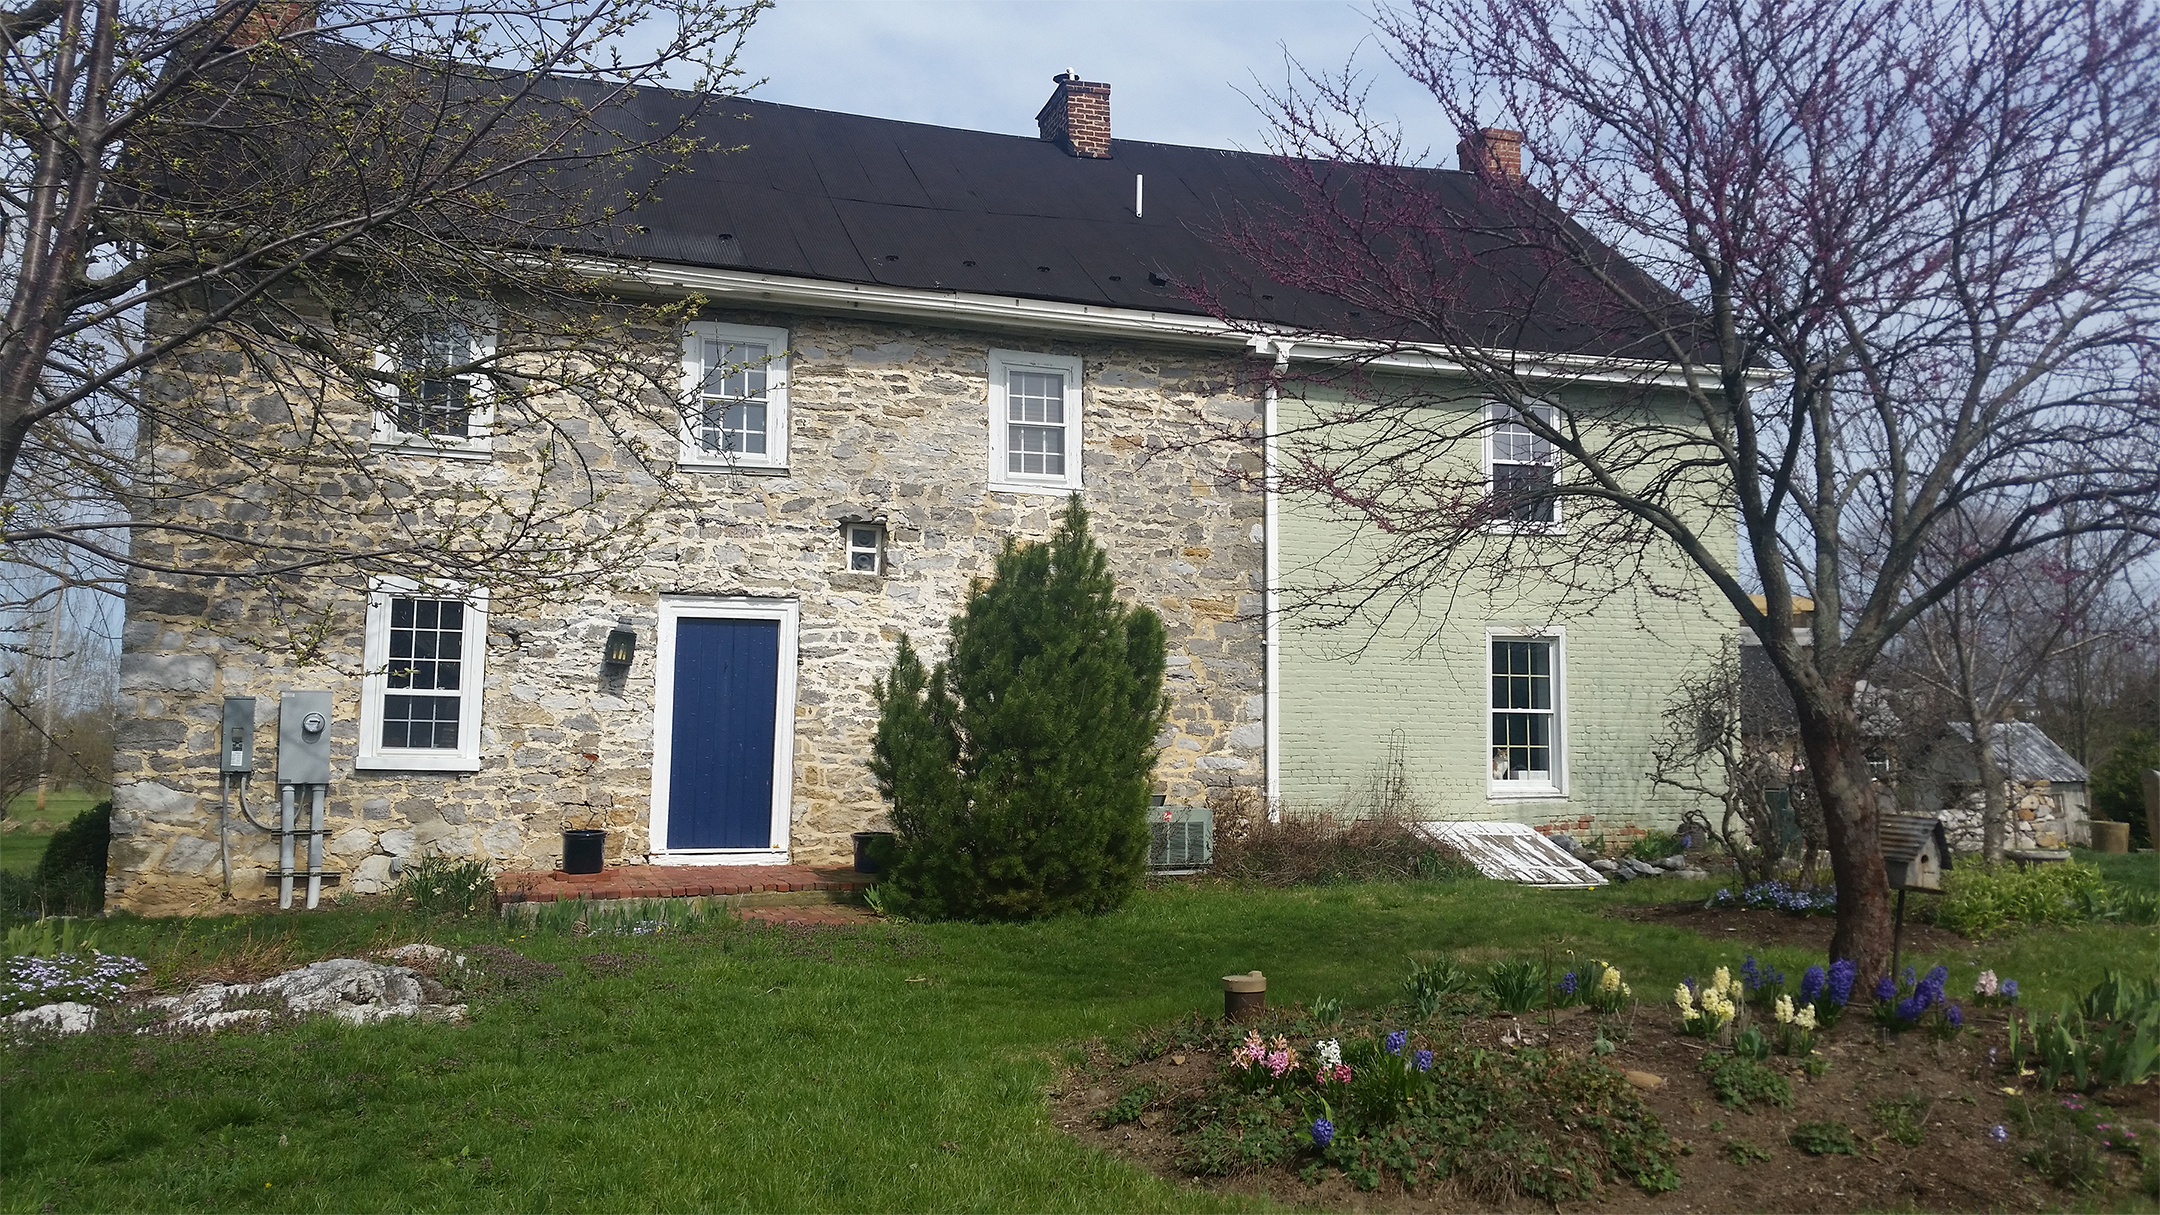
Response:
[494, 862, 872, 907]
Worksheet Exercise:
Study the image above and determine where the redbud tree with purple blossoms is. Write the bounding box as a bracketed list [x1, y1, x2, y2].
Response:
[1202, 0, 2160, 978]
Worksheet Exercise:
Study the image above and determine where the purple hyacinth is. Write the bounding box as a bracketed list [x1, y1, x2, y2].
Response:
[1385, 1030, 1407, 1056]
[1945, 1004, 1963, 1029]
[1413, 1049, 1433, 1072]
[1742, 956, 1762, 990]
[1989, 1124, 2008, 1143]
[1799, 965, 1825, 1005]
[1895, 994, 1924, 1023]
[1312, 1117, 1335, 1148]
[1559, 971, 1579, 997]
[2001, 979, 2019, 1002]
[1827, 959, 1857, 1006]
[1875, 974, 1898, 1002]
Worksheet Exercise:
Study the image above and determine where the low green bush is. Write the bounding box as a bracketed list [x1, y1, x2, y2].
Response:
[0, 801, 109, 917]
[1933, 860, 2106, 938]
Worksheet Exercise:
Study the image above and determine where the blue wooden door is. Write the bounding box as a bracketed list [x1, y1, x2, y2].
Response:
[667, 617, 781, 849]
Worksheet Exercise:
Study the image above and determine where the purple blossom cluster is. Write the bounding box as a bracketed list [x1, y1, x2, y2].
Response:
[1311, 1117, 1335, 1148]
[1826, 959, 1858, 1006]
[1, 950, 147, 1015]
[1384, 1030, 1407, 1056]
[1711, 881, 1839, 917]
[1740, 955, 1785, 992]
[1875, 964, 1964, 1035]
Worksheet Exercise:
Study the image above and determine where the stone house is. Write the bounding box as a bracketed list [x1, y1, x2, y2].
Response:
[1914, 721, 2092, 851]
[109, 72, 1725, 914]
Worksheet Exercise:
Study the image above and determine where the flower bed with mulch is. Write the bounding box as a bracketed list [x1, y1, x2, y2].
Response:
[1051, 963, 2157, 1213]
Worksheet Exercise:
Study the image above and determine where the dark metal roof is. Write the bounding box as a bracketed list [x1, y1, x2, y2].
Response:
[583, 92, 1687, 356]
[1948, 722, 2089, 784]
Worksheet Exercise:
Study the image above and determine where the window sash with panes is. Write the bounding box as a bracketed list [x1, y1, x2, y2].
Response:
[1006, 369, 1066, 477]
[1490, 638, 1557, 785]
[697, 338, 770, 457]
[1488, 404, 1559, 525]
[381, 597, 466, 751]
[392, 320, 476, 438]
[846, 524, 882, 573]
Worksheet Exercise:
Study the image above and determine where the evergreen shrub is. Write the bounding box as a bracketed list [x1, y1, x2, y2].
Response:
[870, 497, 1167, 920]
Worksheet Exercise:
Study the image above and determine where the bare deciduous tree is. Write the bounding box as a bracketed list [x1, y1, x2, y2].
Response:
[1, 0, 764, 635]
[1217, 0, 2160, 974]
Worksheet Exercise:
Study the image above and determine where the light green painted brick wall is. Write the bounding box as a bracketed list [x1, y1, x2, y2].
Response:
[1277, 384, 1734, 841]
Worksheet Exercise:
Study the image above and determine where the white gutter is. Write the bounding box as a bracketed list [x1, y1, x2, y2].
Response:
[587, 258, 1780, 388]
[1255, 337, 1290, 821]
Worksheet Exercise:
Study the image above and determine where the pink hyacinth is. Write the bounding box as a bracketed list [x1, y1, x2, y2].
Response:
[1265, 1050, 1292, 1076]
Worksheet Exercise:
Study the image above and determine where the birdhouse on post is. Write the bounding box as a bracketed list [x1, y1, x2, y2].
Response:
[1880, 814, 1952, 892]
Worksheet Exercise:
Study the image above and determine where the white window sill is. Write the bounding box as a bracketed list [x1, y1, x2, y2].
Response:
[1484, 521, 1566, 536]
[356, 753, 484, 773]
[1487, 785, 1567, 801]
[988, 479, 1082, 497]
[371, 439, 494, 462]
[678, 456, 789, 476]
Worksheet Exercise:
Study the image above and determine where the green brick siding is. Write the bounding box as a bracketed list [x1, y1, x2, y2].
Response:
[1275, 385, 1734, 839]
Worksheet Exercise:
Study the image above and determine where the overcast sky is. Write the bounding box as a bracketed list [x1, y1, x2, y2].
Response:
[735, 0, 1447, 153]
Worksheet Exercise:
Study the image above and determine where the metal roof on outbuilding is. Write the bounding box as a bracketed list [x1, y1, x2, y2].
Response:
[1948, 721, 2089, 784]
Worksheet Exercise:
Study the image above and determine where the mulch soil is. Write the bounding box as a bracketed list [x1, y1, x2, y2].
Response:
[1051, 905, 2156, 1212]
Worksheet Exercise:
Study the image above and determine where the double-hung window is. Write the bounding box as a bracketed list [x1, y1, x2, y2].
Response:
[987, 349, 1083, 493]
[371, 313, 495, 458]
[681, 322, 789, 470]
[1488, 631, 1564, 796]
[357, 579, 488, 772]
[1484, 401, 1561, 528]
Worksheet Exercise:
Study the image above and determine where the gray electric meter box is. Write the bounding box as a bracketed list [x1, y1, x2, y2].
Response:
[220, 697, 257, 773]
[278, 691, 334, 784]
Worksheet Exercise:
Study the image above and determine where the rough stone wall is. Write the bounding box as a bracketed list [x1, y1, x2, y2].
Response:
[1937, 781, 2090, 852]
[110, 308, 1266, 915]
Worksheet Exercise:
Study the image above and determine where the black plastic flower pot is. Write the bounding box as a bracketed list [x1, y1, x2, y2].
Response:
[852, 831, 896, 875]
[562, 829, 606, 875]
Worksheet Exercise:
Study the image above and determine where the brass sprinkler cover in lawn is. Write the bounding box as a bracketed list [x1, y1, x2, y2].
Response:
[1223, 970, 1266, 1022]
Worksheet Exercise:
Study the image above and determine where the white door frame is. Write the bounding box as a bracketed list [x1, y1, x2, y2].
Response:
[649, 595, 798, 865]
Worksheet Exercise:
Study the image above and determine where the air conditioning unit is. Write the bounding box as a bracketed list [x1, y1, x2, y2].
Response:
[1149, 804, 1213, 871]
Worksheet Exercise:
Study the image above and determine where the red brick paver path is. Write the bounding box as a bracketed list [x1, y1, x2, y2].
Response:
[494, 863, 871, 907]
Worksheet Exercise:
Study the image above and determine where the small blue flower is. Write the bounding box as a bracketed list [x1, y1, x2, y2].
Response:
[1989, 1124, 2008, 1143]
[1875, 975, 1898, 1001]
[1945, 1004, 1963, 1029]
[2000, 979, 2019, 1002]
[1559, 971, 1578, 996]
[1384, 1030, 1407, 1056]
[1312, 1117, 1335, 1148]
[1413, 1049, 1433, 1072]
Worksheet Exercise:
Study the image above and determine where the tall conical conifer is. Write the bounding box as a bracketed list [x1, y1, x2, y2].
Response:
[868, 496, 1167, 919]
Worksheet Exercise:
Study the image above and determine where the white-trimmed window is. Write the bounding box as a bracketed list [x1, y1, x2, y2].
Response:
[1484, 401, 1561, 529]
[1488, 631, 1565, 796]
[845, 523, 883, 574]
[370, 313, 495, 458]
[681, 321, 789, 470]
[357, 579, 488, 772]
[988, 348, 1083, 494]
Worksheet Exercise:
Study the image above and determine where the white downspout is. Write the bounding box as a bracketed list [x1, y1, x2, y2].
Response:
[1257, 339, 1288, 821]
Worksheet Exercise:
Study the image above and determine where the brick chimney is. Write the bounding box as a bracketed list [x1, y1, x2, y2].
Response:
[1036, 71, 1112, 159]
[1457, 127, 1524, 183]
[228, 0, 316, 45]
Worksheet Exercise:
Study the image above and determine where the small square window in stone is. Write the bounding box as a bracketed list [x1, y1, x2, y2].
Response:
[847, 524, 883, 574]
[383, 597, 464, 749]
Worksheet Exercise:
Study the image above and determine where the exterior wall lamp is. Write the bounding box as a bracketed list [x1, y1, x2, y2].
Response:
[603, 622, 637, 672]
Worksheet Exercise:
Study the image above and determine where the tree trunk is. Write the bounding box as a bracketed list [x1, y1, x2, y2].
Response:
[1974, 722, 2010, 861]
[1795, 703, 1894, 977]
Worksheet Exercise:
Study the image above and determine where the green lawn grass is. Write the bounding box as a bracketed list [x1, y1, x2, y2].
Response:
[0, 789, 103, 875]
[2076, 845, 2160, 893]
[2, 877, 2154, 1213]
